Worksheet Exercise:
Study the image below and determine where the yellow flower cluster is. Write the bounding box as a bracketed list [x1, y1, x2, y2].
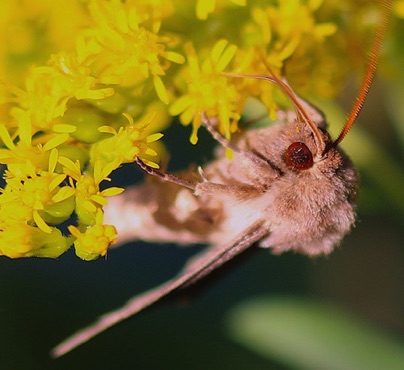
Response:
[0, 0, 396, 260]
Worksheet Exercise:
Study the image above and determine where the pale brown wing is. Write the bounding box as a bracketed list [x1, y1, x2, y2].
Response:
[51, 220, 269, 358]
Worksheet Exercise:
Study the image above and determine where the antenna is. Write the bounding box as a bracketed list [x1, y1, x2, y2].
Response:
[333, 0, 393, 147]
[222, 70, 327, 157]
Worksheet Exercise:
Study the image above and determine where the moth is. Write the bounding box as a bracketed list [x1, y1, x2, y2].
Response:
[52, 2, 392, 357]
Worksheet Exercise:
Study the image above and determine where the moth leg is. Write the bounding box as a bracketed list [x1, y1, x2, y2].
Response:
[197, 166, 208, 181]
[195, 181, 261, 198]
[201, 113, 240, 152]
[196, 166, 262, 198]
[51, 221, 268, 358]
[135, 157, 196, 190]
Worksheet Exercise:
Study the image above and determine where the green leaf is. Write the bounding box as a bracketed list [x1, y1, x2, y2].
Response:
[227, 297, 404, 370]
[382, 78, 404, 147]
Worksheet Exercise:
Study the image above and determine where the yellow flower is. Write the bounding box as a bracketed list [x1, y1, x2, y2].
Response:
[0, 126, 70, 174]
[11, 47, 115, 135]
[0, 0, 398, 261]
[58, 156, 124, 226]
[395, 1, 404, 18]
[86, 0, 184, 104]
[48, 51, 115, 101]
[125, 0, 175, 32]
[69, 209, 117, 261]
[196, 0, 246, 20]
[0, 147, 73, 258]
[225, 0, 339, 119]
[267, 0, 336, 56]
[0, 148, 74, 234]
[0, 217, 71, 259]
[91, 112, 163, 169]
[170, 40, 239, 143]
[0, 0, 88, 85]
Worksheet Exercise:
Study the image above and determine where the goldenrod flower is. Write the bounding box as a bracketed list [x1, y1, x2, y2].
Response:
[0, 144, 74, 225]
[58, 156, 123, 227]
[0, 147, 73, 258]
[0, 0, 88, 85]
[0, 0, 398, 260]
[86, 0, 184, 104]
[195, 0, 246, 20]
[396, 1, 404, 17]
[68, 209, 117, 261]
[170, 40, 239, 143]
[92, 112, 163, 169]
[0, 215, 71, 258]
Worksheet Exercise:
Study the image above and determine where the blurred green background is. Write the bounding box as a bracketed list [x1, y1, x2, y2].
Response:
[0, 72, 403, 369]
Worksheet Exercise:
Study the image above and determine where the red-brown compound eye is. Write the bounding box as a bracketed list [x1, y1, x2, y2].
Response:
[284, 142, 313, 170]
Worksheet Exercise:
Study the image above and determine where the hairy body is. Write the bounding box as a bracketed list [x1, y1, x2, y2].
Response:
[106, 107, 358, 257]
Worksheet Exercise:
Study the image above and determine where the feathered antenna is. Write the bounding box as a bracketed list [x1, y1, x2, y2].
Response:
[222, 66, 327, 158]
[333, 0, 393, 147]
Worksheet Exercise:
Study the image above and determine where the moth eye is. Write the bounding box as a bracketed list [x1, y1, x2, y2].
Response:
[284, 142, 313, 170]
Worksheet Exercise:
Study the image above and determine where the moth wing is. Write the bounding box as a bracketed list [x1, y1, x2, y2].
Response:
[51, 220, 269, 358]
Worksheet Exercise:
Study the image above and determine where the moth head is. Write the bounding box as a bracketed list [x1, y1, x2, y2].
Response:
[223, 4, 389, 172]
[224, 69, 327, 165]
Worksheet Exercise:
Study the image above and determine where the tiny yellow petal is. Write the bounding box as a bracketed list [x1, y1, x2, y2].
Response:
[216, 44, 237, 72]
[18, 113, 32, 145]
[315, 23, 338, 38]
[58, 157, 81, 178]
[140, 158, 159, 168]
[0, 149, 12, 160]
[146, 133, 164, 143]
[48, 148, 58, 173]
[165, 51, 185, 64]
[169, 96, 192, 116]
[53, 124, 77, 133]
[144, 148, 158, 156]
[98, 126, 117, 135]
[49, 174, 67, 191]
[101, 187, 125, 197]
[90, 194, 107, 206]
[196, 0, 215, 19]
[68, 224, 82, 239]
[153, 75, 169, 104]
[122, 113, 134, 125]
[0, 125, 15, 149]
[101, 161, 119, 180]
[52, 186, 75, 202]
[278, 35, 300, 61]
[137, 111, 157, 127]
[211, 39, 229, 64]
[180, 107, 196, 125]
[43, 134, 70, 151]
[34, 210, 52, 234]
[82, 200, 97, 213]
